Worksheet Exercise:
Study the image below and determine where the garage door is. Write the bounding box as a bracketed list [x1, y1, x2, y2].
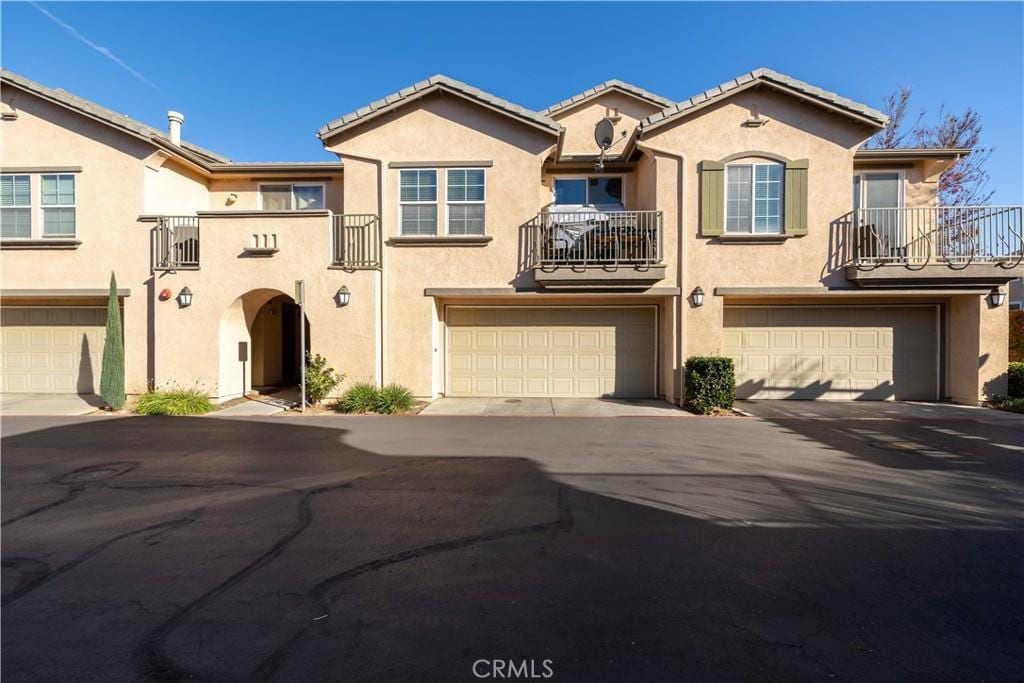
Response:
[723, 306, 938, 400]
[1, 307, 107, 394]
[447, 307, 656, 398]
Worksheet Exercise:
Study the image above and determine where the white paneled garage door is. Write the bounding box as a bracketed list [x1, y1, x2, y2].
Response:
[446, 307, 656, 398]
[1, 307, 108, 394]
[723, 306, 938, 400]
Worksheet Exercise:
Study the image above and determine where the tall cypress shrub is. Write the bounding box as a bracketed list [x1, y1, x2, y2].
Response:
[100, 272, 126, 410]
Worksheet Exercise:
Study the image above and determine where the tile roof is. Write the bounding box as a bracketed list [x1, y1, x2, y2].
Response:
[318, 74, 561, 140]
[1, 68, 230, 163]
[542, 79, 674, 115]
[640, 67, 889, 131]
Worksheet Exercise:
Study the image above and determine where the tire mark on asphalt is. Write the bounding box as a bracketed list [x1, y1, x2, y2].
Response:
[2, 508, 203, 607]
[1, 486, 85, 527]
[3, 461, 139, 527]
[133, 462, 426, 682]
[252, 485, 574, 681]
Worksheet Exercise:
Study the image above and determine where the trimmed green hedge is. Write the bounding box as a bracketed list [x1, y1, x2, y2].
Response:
[1009, 361, 1024, 399]
[684, 356, 735, 414]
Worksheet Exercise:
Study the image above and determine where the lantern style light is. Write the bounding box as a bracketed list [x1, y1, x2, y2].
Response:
[691, 286, 705, 307]
[989, 287, 1006, 307]
[177, 286, 193, 308]
[334, 285, 351, 307]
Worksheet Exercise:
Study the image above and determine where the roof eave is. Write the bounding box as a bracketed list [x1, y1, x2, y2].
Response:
[854, 147, 972, 162]
[640, 78, 887, 136]
[319, 81, 561, 143]
[543, 82, 674, 117]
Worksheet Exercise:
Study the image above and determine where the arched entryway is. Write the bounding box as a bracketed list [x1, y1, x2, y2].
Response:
[250, 294, 310, 389]
[218, 289, 310, 400]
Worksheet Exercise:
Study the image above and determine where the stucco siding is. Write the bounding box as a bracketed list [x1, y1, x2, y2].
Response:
[1, 89, 161, 394]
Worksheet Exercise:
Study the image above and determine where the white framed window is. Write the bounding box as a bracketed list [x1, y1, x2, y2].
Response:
[399, 169, 438, 235]
[1, 174, 32, 240]
[258, 183, 325, 211]
[553, 176, 624, 208]
[726, 162, 782, 233]
[853, 171, 903, 210]
[41, 174, 76, 237]
[446, 168, 485, 235]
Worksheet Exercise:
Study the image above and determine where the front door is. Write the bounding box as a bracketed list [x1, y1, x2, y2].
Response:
[280, 303, 299, 385]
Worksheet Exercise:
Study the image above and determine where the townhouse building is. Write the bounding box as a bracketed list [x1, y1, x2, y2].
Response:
[1, 68, 1020, 405]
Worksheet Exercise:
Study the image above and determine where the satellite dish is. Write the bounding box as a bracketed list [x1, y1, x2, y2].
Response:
[594, 118, 615, 150]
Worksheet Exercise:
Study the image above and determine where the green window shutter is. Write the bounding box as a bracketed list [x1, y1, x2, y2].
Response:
[784, 159, 809, 236]
[700, 161, 725, 236]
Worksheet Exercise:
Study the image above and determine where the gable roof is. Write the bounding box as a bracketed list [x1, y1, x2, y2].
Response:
[1, 69, 230, 163]
[640, 67, 888, 133]
[318, 74, 561, 141]
[542, 79, 674, 116]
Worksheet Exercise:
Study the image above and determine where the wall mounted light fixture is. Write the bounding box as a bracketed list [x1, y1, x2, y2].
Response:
[691, 286, 705, 307]
[177, 286, 193, 308]
[334, 285, 351, 307]
[989, 287, 1006, 307]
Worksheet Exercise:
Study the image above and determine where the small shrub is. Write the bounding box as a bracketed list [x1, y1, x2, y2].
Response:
[1008, 361, 1024, 399]
[992, 397, 1024, 414]
[336, 383, 380, 414]
[684, 356, 736, 415]
[305, 353, 345, 404]
[134, 387, 214, 416]
[375, 383, 415, 414]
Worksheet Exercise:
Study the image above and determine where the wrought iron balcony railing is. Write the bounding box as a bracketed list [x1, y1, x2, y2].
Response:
[526, 209, 663, 268]
[851, 206, 1023, 268]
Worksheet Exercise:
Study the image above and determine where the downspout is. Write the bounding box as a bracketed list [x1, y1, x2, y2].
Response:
[636, 140, 686, 406]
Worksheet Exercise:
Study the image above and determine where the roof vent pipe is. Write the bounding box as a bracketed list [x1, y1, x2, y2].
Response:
[167, 111, 184, 146]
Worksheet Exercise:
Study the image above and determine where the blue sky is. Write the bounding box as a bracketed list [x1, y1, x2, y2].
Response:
[3, 2, 1022, 203]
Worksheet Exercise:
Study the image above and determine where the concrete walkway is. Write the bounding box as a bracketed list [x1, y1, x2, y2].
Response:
[421, 397, 686, 417]
[210, 388, 300, 417]
[0, 394, 102, 416]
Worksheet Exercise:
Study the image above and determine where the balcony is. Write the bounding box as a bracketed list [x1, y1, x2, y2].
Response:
[331, 213, 381, 269]
[845, 206, 1023, 287]
[525, 209, 665, 288]
[151, 213, 381, 271]
[153, 216, 200, 270]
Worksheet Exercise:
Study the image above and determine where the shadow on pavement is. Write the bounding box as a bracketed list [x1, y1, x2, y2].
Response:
[2, 416, 1022, 682]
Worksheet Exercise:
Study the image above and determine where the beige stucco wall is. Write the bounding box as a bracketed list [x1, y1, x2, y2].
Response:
[0, 88, 161, 394]
[151, 213, 377, 400]
[324, 92, 559, 396]
[549, 91, 663, 157]
[947, 293, 1009, 403]
[642, 89, 878, 361]
[3, 78, 1008, 405]
[144, 158, 209, 216]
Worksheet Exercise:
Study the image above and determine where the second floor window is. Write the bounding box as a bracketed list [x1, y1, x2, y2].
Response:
[41, 174, 76, 237]
[260, 183, 324, 211]
[400, 169, 437, 235]
[1, 174, 31, 239]
[446, 168, 485, 235]
[726, 162, 782, 234]
[553, 177, 624, 209]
